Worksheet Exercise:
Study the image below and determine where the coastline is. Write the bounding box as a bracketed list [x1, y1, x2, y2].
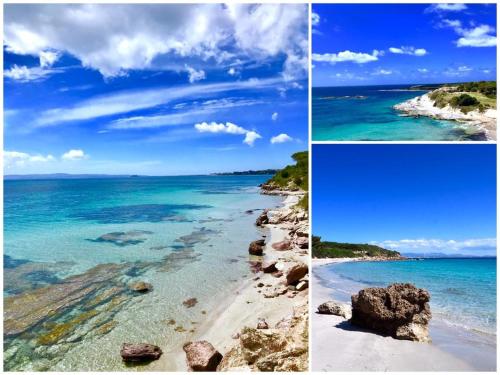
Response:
[312, 258, 495, 371]
[394, 91, 497, 140]
[156, 188, 309, 371]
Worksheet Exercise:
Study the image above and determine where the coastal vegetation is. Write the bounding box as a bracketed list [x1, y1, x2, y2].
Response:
[265, 151, 308, 209]
[312, 236, 400, 258]
[428, 82, 496, 114]
[214, 169, 279, 176]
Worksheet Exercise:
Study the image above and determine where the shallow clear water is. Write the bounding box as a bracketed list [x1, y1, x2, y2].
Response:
[312, 85, 485, 141]
[315, 259, 497, 335]
[4, 176, 281, 371]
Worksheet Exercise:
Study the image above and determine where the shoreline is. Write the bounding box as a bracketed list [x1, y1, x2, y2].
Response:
[157, 189, 309, 371]
[312, 258, 496, 371]
[394, 91, 497, 140]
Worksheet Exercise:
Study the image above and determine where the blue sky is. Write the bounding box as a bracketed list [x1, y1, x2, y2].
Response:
[313, 3, 497, 87]
[313, 145, 497, 255]
[3, 4, 308, 175]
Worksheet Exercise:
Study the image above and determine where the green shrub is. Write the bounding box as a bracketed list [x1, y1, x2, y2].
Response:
[312, 236, 401, 258]
[451, 94, 479, 107]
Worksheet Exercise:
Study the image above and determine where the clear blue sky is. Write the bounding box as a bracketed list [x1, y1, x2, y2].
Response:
[313, 3, 497, 87]
[4, 4, 308, 175]
[313, 145, 497, 255]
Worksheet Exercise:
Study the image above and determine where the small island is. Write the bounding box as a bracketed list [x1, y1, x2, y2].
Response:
[394, 81, 497, 140]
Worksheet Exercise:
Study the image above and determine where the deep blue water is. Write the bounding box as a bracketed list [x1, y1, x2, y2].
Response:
[316, 258, 497, 335]
[312, 85, 484, 141]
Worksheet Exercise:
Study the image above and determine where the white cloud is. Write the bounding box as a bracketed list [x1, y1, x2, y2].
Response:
[372, 238, 496, 255]
[4, 150, 55, 168]
[4, 4, 307, 80]
[185, 65, 206, 83]
[425, 4, 467, 13]
[36, 77, 281, 127]
[311, 12, 320, 26]
[372, 69, 392, 75]
[271, 112, 279, 121]
[4, 64, 58, 82]
[194, 121, 261, 146]
[39, 50, 59, 67]
[458, 65, 472, 72]
[389, 46, 428, 56]
[456, 25, 497, 47]
[312, 50, 381, 64]
[243, 131, 262, 146]
[228, 67, 236, 75]
[270, 133, 292, 144]
[62, 149, 87, 160]
[418, 68, 429, 73]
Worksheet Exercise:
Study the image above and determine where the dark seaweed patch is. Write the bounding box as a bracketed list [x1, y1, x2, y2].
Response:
[87, 230, 153, 247]
[72, 204, 211, 224]
[4, 255, 30, 269]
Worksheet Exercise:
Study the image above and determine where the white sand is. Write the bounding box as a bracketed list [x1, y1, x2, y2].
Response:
[311, 262, 474, 371]
[153, 193, 308, 371]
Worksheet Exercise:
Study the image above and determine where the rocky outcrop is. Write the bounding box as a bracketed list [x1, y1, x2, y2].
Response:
[248, 239, 265, 256]
[217, 303, 308, 372]
[351, 283, 431, 342]
[183, 341, 223, 371]
[317, 301, 351, 319]
[255, 211, 269, 226]
[120, 343, 162, 362]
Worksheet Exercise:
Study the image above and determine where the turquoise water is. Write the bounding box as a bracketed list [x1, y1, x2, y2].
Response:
[315, 259, 497, 335]
[4, 175, 282, 371]
[312, 85, 486, 141]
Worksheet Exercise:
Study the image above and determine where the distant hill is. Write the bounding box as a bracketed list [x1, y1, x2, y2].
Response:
[213, 169, 278, 176]
[312, 236, 401, 259]
[402, 252, 496, 259]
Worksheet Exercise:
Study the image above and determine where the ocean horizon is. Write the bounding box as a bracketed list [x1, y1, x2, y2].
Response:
[312, 84, 487, 141]
[4, 175, 282, 370]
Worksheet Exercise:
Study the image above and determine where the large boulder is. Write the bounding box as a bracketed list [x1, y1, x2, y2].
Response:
[351, 283, 431, 342]
[285, 262, 308, 285]
[255, 211, 269, 226]
[272, 240, 292, 251]
[183, 340, 223, 371]
[317, 301, 351, 319]
[248, 240, 265, 256]
[261, 261, 277, 273]
[120, 343, 162, 362]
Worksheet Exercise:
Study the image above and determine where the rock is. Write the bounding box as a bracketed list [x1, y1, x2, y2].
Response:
[285, 262, 308, 285]
[245, 210, 253, 214]
[272, 240, 291, 251]
[183, 340, 223, 371]
[317, 301, 351, 319]
[257, 282, 264, 288]
[183, 298, 198, 308]
[263, 285, 288, 298]
[257, 318, 269, 329]
[262, 261, 277, 273]
[255, 211, 269, 226]
[295, 236, 309, 249]
[351, 283, 431, 342]
[120, 343, 162, 362]
[295, 280, 308, 291]
[130, 281, 152, 293]
[217, 303, 308, 371]
[248, 239, 265, 256]
[272, 271, 283, 278]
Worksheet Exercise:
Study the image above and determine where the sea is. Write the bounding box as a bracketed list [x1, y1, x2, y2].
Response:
[312, 85, 486, 141]
[3, 175, 282, 371]
[315, 258, 497, 370]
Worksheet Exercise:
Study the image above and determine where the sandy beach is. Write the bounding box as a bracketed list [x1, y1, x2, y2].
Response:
[394, 92, 497, 140]
[311, 259, 476, 372]
[153, 192, 309, 371]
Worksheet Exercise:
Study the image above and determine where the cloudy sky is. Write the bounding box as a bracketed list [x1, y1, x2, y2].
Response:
[313, 3, 497, 86]
[4, 4, 308, 175]
[313, 144, 496, 256]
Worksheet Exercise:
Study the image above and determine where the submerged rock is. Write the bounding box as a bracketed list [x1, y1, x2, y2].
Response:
[88, 230, 153, 247]
[317, 301, 351, 319]
[248, 239, 265, 256]
[130, 281, 153, 293]
[183, 340, 223, 371]
[183, 298, 198, 308]
[351, 283, 432, 342]
[120, 343, 162, 362]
